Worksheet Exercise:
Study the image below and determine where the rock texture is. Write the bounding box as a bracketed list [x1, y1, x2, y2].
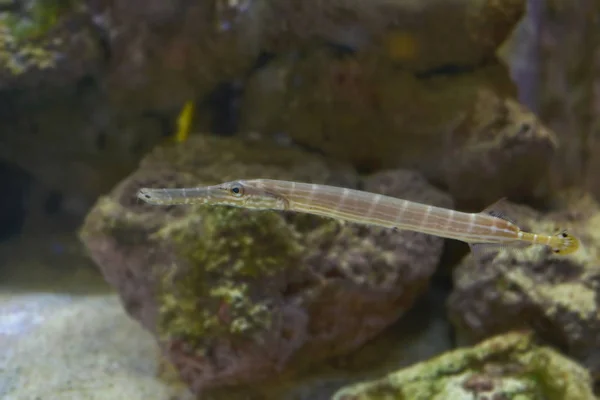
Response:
[501, 0, 600, 195]
[79, 135, 453, 396]
[0, 0, 534, 221]
[93, 0, 263, 111]
[241, 49, 557, 208]
[263, 0, 525, 72]
[0, 1, 105, 89]
[333, 331, 596, 399]
[447, 191, 600, 382]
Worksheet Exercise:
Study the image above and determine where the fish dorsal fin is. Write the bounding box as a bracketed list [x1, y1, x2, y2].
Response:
[480, 197, 516, 224]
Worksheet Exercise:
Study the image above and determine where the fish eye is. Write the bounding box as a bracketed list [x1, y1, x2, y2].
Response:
[230, 183, 244, 197]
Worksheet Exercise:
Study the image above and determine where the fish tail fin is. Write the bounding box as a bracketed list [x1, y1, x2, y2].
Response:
[551, 230, 580, 255]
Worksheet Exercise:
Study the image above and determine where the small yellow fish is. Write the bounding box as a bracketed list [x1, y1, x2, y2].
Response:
[387, 31, 418, 61]
[174, 100, 195, 143]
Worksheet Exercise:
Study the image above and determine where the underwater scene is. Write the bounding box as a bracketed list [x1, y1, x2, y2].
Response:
[1, 0, 600, 399]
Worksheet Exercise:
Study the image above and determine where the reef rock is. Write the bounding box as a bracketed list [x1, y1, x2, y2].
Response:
[0, 83, 170, 217]
[0, 1, 105, 90]
[264, 0, 525, 72]
[241, 47, 557, 208]
[240, 0, 553, 209]
[447, 191, 600, 382]
[92, 0, 264, 111]
[333, 331, 596, 399]
[79, 135, 452, 396]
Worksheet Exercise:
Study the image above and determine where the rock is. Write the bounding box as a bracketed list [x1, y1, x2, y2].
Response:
[94, 0, 264, 111]
[439, 91, 558, 208]
[78, 134, 453, 396]
[263, 0, 525, 72]
[500, 0, 600, 194]
[447, 191, 600, 382]
[0, 1, 105, 90]
[332, 331, 596, 399]
[262, 281, 454, 400]
[0, 83, 170, 217]
[240, 47, 556, 208]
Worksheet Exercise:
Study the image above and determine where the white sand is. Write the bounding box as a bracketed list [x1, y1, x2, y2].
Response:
[0, 233, 192, 400]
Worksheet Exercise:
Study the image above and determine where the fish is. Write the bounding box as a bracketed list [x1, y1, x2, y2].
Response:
[136, 179, 580, 256]
[174, 100, 195, 143]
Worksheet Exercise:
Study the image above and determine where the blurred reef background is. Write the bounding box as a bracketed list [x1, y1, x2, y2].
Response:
[1, 0, 600, 399]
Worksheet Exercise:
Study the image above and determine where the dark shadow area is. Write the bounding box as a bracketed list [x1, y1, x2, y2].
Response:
[0, 160, 32, 241]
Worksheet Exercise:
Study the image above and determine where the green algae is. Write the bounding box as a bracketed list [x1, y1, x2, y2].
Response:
[0, 0, 78, 75]
[333, 332, 596, 400]
[155, 206, 304, 351]
[3, 0, 76, 41]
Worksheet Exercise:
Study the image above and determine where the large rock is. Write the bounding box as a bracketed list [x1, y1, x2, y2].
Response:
[501, 0, 600, 195]
[240, 47, 557, 208]
[0, 84, 169, 217]
[447, 191, 600, 382]
[264, 0, 525, 72]
[0, 1, 105, 90]
[79, 135, 452, 396]
[333, 331, 596, 399]
[93, 0, 264, 111]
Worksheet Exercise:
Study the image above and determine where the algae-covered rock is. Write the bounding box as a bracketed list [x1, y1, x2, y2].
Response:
[264, 0, 525, 72]
[0, 0, 105, 89]
[447, 191, 600, 382]
[79, 134, 452, 396]
[241, 46, 557, 208]
[332, 331, 596, 399]
[95, 0, 264, 111]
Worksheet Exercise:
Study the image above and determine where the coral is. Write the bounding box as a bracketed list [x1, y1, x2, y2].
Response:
[332, 331, 596, 399]
[447, 191, 600, 382]
[79, 135, 452, 396]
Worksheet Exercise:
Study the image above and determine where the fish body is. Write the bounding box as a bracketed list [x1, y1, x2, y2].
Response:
[137, 179, 580, 255]
[174, 101, 195, 143]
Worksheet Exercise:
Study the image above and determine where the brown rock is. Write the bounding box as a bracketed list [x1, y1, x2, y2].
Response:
[501, 0, 600, 193]
[79, 135, 452, 396]
[332, 331, 596, 400]
[96, 0, 263, 111]
[263, 0, 525, 72]
[241, 47, 556, 208]
[0, 4, 105, 90]
[0, 87, 169, 213]
[439, 90, 558, 208]
[447, 191, 600, 382]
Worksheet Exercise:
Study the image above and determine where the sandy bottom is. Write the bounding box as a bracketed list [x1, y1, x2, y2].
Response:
[0, 232, 192, 400]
